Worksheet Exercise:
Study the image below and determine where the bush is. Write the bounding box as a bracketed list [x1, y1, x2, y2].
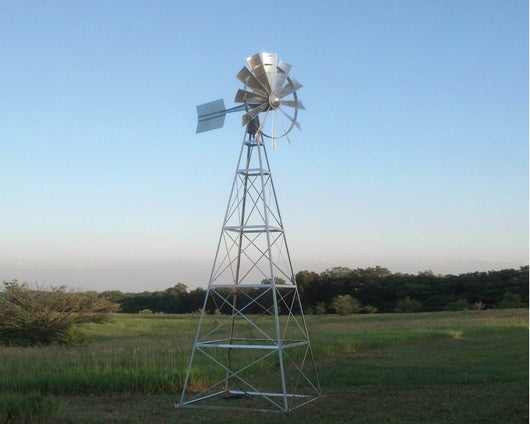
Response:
[361, 304, 378, 314]
[395, 297, 423, 313]
[330, 295, 361, 315]
[498, 292, 526, 309]
[444, 299, 471, 311]
[0, 280, 119, 346]
[314, 302, 327, 315]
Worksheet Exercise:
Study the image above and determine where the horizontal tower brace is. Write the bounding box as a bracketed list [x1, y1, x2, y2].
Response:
[197, 340, 309, 350]
[210, 283, 296, 289]
[228, 390, 315, 399]
[224, 225, 283, 233]
[238, 168, 270, 176]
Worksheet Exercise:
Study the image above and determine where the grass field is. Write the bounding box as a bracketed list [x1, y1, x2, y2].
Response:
[0, 309, 527, 423]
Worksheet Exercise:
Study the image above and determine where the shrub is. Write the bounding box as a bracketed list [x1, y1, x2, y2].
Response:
[498, 292, 526, 309]
[329, 295, 361, 315]
[444, 299, 471, 311]
[361, 304, 378, 314]
[314, 302, 327, 315]
[0, 280, 119, 346]
[394, 297, 423, 313]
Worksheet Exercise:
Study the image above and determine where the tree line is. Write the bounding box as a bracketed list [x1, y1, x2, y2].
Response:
[100, 266, 528, 314]
[1, 266, 527, 346]
[296, 266, 528, 313]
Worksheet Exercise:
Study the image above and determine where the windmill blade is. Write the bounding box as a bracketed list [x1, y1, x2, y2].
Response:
[246, 53, 263, 71]
[279, 77, 303, 98]
[234, 89, 267, 105]
[274, 60, 292, 92]
[236, 67, 268, 95]
[252, 64, 272, 92]
[247, 53, 272, 92]
[242, 102, 268, 126]
[279, 106, 301, 130]
[277, 60, 292, 75]
[260, 52, 277, 68]
[281, 99, 306, 110]
[260, 52, 278, 92]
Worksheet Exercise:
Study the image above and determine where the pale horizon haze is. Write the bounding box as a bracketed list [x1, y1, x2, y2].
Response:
[1, 1, 528, 292]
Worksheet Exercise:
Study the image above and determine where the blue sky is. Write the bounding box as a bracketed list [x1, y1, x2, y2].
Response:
[1, 0, 528, 292]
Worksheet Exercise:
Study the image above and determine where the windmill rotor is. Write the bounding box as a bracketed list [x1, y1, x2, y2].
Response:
[196, 52, 305, 148]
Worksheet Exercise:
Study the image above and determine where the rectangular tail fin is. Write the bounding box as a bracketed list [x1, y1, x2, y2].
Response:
[196, 99, 226, 133]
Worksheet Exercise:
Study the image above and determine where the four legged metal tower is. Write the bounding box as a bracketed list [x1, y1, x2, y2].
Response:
[178, 52, 321, 412]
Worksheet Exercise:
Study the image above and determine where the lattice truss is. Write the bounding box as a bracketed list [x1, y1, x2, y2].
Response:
[179, 138, 321, 412]
[212, 142, 292, 287]
[183, 285, 320, 411]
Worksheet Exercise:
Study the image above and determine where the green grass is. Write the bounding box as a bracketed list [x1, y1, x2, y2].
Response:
[0, 309, 527, 423]
[0, 391, 60, 424]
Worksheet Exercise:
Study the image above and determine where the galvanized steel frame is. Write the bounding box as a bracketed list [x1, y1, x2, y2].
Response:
[178, 130, 321, 412]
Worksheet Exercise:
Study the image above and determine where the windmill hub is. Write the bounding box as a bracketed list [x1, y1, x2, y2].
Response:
[269, 92, 281, 109]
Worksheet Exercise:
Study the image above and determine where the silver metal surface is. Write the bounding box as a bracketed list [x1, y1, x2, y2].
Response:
[196, 99, 246, 133]
[196, 99, 226, 133]
[237, 53, 303, 147]
[260, 52, 278, 90]
[246, 52, 263, 71]
[196, 52, 304, 149]
[181, 53, 320, 413]
[279, 77, 303, 98]
[280, 99, 306, 110]
[241, 102, 267, 126]
[234, 88, 266, 105]
[236, 66, 267, 95]
[275, 60, 291, 91]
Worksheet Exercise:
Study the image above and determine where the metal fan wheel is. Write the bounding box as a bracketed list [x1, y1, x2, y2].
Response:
[234, 53, 304, 146]
[243, 77, 300, 142]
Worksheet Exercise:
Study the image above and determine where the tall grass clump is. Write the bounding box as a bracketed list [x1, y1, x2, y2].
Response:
[0, 391, 59, 423]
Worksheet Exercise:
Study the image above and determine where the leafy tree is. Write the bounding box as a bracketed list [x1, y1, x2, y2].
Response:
[0, 280, 119, 346]
[156, 283, 188, 313]
[100, 290, 125, 304]
[185, 287, 207, 312]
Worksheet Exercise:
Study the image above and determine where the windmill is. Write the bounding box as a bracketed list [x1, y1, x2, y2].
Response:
[178, 52, 321, 412]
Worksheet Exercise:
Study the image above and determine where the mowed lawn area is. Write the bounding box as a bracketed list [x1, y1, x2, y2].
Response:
[1, 309, 527, 424]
